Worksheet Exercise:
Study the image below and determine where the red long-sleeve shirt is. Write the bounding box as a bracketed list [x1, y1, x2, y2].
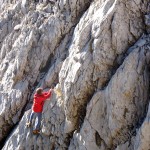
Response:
[32, 91, 52, 113]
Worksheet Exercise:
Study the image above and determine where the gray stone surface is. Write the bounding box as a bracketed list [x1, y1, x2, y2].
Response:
[69, 34, 150, 149]
[3, 85, 70, 150]
[59, 0, 149, 134]
[0, 0, 91, 144]
[0, 0, 150, 150]
[133, 103, 150, 150]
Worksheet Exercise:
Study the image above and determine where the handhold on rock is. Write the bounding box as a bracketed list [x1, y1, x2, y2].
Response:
[14, 24, 22, 31]
[64, 119, 75, 133]
[54, 88, 62, 97]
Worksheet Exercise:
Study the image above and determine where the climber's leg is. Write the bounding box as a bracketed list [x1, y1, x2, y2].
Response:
[26, 111, 35, 127]
[35, 112, 42, 131]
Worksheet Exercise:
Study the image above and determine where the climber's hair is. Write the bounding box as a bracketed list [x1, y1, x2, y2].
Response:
[36, 88, 43, 95]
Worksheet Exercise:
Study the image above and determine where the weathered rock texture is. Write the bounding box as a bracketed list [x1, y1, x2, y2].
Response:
[0, 0, 150, 150]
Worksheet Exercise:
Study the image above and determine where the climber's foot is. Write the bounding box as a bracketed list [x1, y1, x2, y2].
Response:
[33, 130, 40, 134]
[26, 122, 31, 127]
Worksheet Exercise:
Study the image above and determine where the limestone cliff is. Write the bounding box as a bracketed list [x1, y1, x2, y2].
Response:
[0, 0, 150, 150]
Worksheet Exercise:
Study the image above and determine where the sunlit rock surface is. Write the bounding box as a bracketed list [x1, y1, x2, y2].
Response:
[0, 0, 150, 150]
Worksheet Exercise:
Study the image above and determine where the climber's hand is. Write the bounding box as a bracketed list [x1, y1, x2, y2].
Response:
[51, 83, 55, 89]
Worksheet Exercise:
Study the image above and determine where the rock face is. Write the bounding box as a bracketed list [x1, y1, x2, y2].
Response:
[69, 34, 150, 150]
[0, 0, 150, 150]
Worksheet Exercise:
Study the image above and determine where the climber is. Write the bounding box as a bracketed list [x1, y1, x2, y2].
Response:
[26, 87, 53, 134]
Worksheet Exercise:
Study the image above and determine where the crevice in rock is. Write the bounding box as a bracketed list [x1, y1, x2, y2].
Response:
[65, 131, 75, 149]
[95, 131, 111, 150]
[0, 138, 6, 149]
[33, 53, 54, 89]
[135, 78, 150, 131]
[51, 144, 55, 150]
[77, 87, 96, 131]
[95, 43, 136, 91]
[77, 103, 88, 130]
[0, 127, 13, 150]
[95, 131, 102, 148]
[40, 54, 54, 73]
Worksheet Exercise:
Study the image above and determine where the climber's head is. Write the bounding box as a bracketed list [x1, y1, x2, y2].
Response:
[36, 88, 43, 95]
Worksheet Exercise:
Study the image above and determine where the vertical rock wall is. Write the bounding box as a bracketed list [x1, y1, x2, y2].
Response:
[0, 0, 150, 150]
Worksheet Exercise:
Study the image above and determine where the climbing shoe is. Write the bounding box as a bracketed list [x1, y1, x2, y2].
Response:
[33, 130, 40, 134]
[26, 122, 31, 127]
